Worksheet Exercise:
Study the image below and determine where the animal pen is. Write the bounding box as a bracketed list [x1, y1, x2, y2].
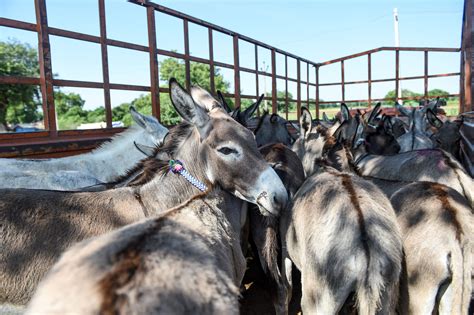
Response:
[0, 0, 473, 158]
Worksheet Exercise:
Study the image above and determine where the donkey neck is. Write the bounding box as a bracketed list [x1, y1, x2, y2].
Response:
[68, 125, 151, 182]
[138, 128, 210, 215]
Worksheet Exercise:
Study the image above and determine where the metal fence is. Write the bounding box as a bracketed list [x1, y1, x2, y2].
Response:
[0, 0, 466, 157]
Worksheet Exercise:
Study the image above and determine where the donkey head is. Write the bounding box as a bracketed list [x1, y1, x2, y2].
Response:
[426, 109, 461, 157]
[173, 80, 287, 216]
[292, 107, 332, 176]
[130, 106, 169, 148]
[395, 102, 429, 134]
[254, 111, 296, 147]
[217, 91, 264, 127]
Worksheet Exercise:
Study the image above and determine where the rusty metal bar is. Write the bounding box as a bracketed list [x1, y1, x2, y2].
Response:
[306, 62, 310, 111]
[460, 0, 472, 113]
[271, 49, 277, 114]
[424, 50, 429, 99]
[233, 35, 241, 109]
[285, 55, 289, 120]
[183, 19, 191, 90]
[129, 0, 318, 66]
[147, 5, 160, 119]
[315, 66, 319, 119]
[341, 60, 345, 102]
[368, 53, 372, 108]
[35, 0, 56, 135]
[98, 0, 112, 128]
[296, 59, 301, 119]
[317, 94, 459, 105]
[254, 44, 259, 115]
[318, 72, 460, 86]
[0, 17, 36, 31]
[395, 50, 400, 101]
[0, 76, 40, 84]
[319, 46, 460, 66]
[208, 28, 215, 94]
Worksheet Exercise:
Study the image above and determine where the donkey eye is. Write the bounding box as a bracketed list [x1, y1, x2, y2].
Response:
[218, 147, 238, 155]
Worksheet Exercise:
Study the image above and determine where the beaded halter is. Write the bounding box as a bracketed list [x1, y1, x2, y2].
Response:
[168, 159, 208, 192]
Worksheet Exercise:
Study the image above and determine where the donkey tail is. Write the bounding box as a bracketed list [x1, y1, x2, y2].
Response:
[356, 224, 402, 315]
[450, 238, 473, 314]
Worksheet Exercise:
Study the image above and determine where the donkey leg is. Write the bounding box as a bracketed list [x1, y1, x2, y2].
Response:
[407, 281, 438, 314]
[300, 268, 352, 314]
[280, 248, 293, 314]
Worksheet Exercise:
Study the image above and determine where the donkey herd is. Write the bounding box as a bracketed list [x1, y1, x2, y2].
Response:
[0, 78, 473, 315]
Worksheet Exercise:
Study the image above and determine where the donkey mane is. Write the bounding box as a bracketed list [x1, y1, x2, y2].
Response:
[98, 188, 211, 314]
[109, 122, 195, 187]
[92, 124, 142, 155]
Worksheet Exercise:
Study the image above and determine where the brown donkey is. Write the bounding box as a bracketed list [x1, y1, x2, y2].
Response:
[0, 79, 287, 306]
[392, 182, 473, 315]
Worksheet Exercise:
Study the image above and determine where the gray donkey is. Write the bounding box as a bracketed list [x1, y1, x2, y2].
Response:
[392, 182, 473, 315]
[281, 107, 403, 314]
[0, 107, 169, 190]
[395, 102, 436, 152]
[0, 79, 287, 306]
[26, 188, 253, 315]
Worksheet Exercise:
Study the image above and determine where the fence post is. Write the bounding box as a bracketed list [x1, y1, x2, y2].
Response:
[208, 28, 215, 95]
[35, 0, 56, 135]
[341, 60, 345, 103]
[460, 0, 473, 113]
[146, 6, 160, 120]
[296, 59, 301, 119]
[368, 53, 372, 108]
[285, 55, 289, 120]
[98, 0, 112, 127]
[315, 65, 319, 119]
[271, 49, 277, 114]
[395, 50, 400, 102]
[424, 51, 429, 99]
[183, 19, 191, 90]
[233, 35, 241, 109]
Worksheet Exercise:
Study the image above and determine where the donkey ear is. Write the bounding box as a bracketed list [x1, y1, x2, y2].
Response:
[133, 141, 156, 157]
[322, 112, 330, 123]
[395, 102, 411, 116]
[169, 78, 210, 132]
[190, 85, 222, 112]
[217, 91, 232, 113]
[241, 94, 264, 123]
[426, 108, 444, 129]
[368, 102, 381, 125]
[299, 106, 312, 139]
[130, 106, 169, 137]
[340, 103, 350, 122]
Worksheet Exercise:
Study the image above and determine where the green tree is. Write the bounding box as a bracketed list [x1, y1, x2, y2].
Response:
[384, 89, 422, 105]
[0, 40, 42, 130]
[113, 57, 232, 126]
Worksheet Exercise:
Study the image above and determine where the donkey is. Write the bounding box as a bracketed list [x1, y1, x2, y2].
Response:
[283, 112, 403, 314]
[247, 143, 306, 314]
[392, 182, 473, 314]
[0, 107, 169, 190]
[395, 102, 435, 152]
[0, 79, 288, 306]
[26, 187, 257, 315]
[426, 108, 462, 160]
[217, 91, 296, 146]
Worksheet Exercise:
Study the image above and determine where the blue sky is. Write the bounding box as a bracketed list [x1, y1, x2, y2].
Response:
[0, 0, 464, 110]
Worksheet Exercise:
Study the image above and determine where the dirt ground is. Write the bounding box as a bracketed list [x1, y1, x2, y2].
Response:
[239, 249, 302, 315]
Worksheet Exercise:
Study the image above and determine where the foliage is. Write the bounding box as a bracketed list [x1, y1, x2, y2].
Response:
[55, 90, 104, 130]
[0, 40, 42, 130]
